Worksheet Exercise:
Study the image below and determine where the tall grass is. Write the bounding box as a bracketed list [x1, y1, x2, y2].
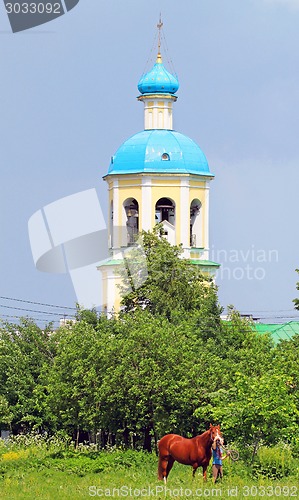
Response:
[0, 435, 298, 499]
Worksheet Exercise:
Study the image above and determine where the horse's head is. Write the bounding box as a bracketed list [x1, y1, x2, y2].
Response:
[209, 424, 224, 445]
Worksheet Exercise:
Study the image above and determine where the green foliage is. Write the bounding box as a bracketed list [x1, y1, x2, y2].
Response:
[204, 313, 298, 448]
[0, 441, 299, 500]
[0, 319, 55, 432]
[119, 225, 221, 321]
[0, 438, 298, 479]
[45, 318, 115, 435]
[252, 444, 294, 479]
[44, 448, 154, 476]
[209, 373, 299, 445]
[0, 396, 12, 428]
[293, 269, 299, 310]
[273, 334, 299, 410]
[1, 302, 299, 452]
[0, 231, 299, 456]
[0, 439, 155, 479]
[75, 305, 99, 327]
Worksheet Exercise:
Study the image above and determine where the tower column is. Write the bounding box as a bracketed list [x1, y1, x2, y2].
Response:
[180, 178, 190, 255]
[141, 176, 152, 230]
[112, 179, 120, 253]
[203, 184, 210, 260]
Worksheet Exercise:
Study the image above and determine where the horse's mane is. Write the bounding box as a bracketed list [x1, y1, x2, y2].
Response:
[195, 428, 212, 447]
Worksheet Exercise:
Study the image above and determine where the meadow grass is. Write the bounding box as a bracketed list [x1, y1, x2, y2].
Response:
[0, 439, 298, 499]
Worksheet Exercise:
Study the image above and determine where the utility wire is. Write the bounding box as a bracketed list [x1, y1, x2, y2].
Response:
[0, 313, 59, 323]
[238, 309, 297, 314]
[141, 30, 158, 76]
[0, 304, 75, 317]
[161, 27, 178, 78]
[0, 295, 76, 310]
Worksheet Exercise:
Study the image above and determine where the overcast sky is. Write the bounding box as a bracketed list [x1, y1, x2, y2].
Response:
[1, 0, 299, 326]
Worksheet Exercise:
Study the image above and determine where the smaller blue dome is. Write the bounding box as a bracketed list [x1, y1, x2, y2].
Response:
[138, 55, 179, 95]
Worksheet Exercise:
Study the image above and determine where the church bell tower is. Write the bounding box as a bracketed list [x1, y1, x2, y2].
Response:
[99, 19, 219, 313]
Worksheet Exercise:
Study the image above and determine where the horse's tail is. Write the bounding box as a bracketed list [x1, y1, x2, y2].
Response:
[157, 454, 164, 480]
[157, 439, 164, 480]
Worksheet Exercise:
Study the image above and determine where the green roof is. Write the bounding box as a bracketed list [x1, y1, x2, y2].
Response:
[190, 259, 220, 267]
[253, 321, 299, 344]
[98, 258, 220, 268]
[254, 324, 279, 334]
[97, 259, 123, 267]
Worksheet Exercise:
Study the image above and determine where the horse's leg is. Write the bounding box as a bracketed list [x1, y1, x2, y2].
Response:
[166, 456, 175, 481]
[192, 463, 198, 479]
[202, 465, 208, 481]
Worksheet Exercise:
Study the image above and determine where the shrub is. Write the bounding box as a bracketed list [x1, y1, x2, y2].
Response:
[252, 444, 295, 479]
[290, 437, 299, 458]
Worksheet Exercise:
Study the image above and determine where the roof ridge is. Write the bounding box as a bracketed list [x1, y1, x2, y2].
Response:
[271, 320, 297, 333]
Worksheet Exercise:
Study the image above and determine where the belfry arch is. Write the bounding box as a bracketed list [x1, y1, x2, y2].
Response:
[155, 197, 175, 225]
[123, 198, 139, 246]
[155, 197, 175, 245]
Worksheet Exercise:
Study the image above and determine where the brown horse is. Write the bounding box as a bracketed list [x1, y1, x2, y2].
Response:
[158, 424, 223, 483]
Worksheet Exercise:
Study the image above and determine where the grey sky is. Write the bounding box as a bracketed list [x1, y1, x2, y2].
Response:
[1, 0, 299, 325]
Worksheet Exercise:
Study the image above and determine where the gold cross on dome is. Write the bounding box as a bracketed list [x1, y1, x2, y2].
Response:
[157, 14, 163, 53]
[157, 14, 163, 31]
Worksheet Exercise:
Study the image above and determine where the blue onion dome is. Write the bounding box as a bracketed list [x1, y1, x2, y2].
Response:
[108, 130, 213, 177]
[138, 54, 179, 95]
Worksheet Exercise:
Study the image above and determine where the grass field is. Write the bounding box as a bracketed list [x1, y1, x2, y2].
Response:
[0, 438, 298, 499]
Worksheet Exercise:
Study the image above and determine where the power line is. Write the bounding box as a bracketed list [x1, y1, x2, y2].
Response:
[141, 30, 158, 76]
[0, 304, 75, 317]
[238, 309, 297, 314]
[161, 27, 178, 78]
[0, 313, 60, 323]
[0, 295, 76, 311]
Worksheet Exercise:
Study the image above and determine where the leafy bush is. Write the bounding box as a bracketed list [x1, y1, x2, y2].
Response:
[252, 444, 295, 479]
[2, 431, 72, 452]
[46, 448, 156, 476]
[290, 436, 299, 458]
[0, 437, 156, 479]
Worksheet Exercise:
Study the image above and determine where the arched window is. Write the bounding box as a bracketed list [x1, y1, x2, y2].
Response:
[161, 153, 170, 161]
[155, 197, 175, 226]
[124, 198, 139, 246]
[190, 199, 202, 247]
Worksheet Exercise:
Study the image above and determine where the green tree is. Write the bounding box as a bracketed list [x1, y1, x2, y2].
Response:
[0, 319, 54, 432]
[274, 335, 299, 392]
[97, 311, 195, 451]
[45, 315, 118, 443]
[214, 372, 298, 449]
[75, 304, 99, 327]
[293, 269, 299, 310]
[272, 334, 299, 436]
[119, 226, 222, 322]
[0, 395, 13, 429]
[193, 311, 275, 437]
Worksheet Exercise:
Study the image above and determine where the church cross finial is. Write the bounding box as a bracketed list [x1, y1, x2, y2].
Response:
[156, 13, 163, 63]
